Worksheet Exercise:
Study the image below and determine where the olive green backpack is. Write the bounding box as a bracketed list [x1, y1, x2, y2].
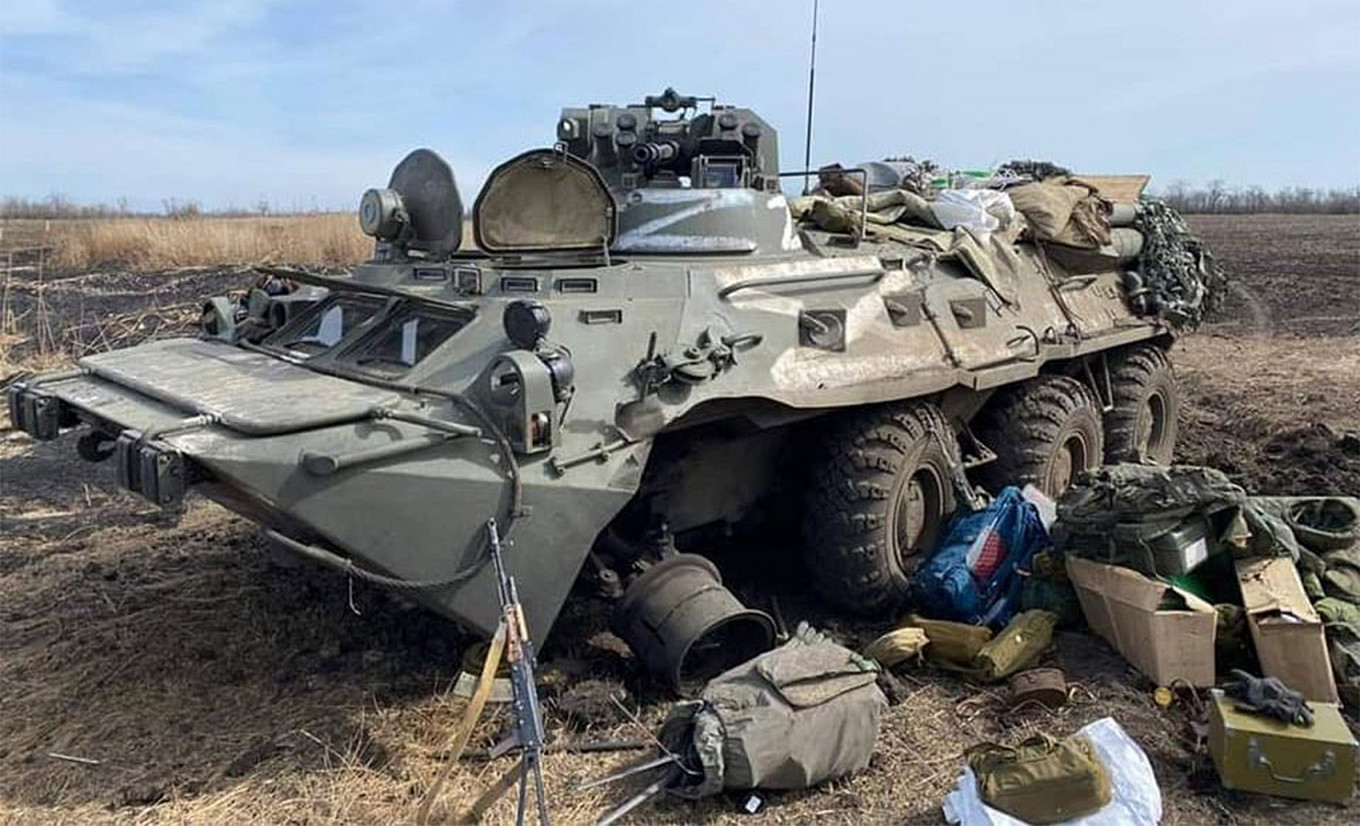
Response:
[966, 732, 1112, 824]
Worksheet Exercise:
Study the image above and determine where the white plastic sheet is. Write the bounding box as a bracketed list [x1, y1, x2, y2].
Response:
[930, 189, 1017, 234]
[942, 717, 1163, 826]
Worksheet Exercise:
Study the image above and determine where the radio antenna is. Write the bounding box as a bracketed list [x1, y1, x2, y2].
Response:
[801, 0, 819, 195]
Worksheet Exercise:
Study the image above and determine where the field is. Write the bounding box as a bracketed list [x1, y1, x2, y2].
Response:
[0, 214, 370, 272]
[1, 214, 1358, 825]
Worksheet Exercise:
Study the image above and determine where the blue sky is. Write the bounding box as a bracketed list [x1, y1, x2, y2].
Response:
[1, 0, 1357, 211]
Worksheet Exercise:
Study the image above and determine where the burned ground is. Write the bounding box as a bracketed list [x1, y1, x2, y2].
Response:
[1, 214, 1358, 824]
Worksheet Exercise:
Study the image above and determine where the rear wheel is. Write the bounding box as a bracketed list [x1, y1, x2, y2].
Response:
[976, 375, 1104, 497]
[1104, 344, 1179, 464]
[802, 401, 960, 614]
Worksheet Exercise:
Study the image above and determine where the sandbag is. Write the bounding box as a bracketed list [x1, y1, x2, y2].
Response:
[1007, 178, 1111, 249]
[1007, 182, 1083, 238]
[901, 615, 994, 666]
[863, 626, 930, 668]
[662, 626, 885, 798]
[915, 487, 1049, 629]
[965, 609, 1058, 682]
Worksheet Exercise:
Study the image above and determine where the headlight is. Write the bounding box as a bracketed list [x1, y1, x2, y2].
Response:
[358, 187, 407, 240]
[503, 299, 552, 349]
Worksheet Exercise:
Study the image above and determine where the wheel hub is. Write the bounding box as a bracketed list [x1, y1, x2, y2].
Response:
[893, 466, 944, 570]
[1049, 433, 1089, 494]
[1137, 392, 1168, 459]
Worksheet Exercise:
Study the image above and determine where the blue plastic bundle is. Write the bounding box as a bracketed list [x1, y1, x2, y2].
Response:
[913, 487, 1048, 629]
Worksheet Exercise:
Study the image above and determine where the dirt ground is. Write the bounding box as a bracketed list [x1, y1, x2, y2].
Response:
[1, 214, 1358, 825]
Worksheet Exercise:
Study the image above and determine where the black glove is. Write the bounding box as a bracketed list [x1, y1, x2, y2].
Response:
[1222, 668, 1314, 727]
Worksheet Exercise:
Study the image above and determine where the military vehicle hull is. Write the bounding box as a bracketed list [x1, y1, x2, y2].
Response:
[7, 89, 1187, 688]
[7, 242, 1167, 636]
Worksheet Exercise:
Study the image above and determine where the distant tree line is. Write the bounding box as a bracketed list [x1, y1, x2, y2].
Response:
[0, 195, 334, 220]
[5, 183, 1359, 219]
[1157, 181, 1360, 214]
[1, 194, 134, 219]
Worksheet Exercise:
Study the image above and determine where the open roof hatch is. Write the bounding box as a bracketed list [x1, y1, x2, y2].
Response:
[473, 149, 616, 254]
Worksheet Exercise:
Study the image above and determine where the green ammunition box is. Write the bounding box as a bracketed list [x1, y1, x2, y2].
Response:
[1208, 688, 1357, 803]
[1149, 515, 1212, 577]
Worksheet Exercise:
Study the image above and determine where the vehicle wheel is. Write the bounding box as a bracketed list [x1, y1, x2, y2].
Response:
[976, 375, 1104, 497]
[1104, 344, 1179, 464]
[803, 401, 960, 614]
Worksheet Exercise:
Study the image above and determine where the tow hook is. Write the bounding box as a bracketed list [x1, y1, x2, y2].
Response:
[76, 431, 117, 463]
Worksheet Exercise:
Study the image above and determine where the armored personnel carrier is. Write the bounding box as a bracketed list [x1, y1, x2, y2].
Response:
[7, 89, 1182, 691]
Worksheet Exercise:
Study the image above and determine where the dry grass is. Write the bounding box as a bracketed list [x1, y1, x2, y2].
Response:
[50, 215, 371, 271]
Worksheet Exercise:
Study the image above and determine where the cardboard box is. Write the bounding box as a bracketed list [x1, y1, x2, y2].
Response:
[1209, 688, 1357, 803]
[1067, 556, 1217, 686]
[1235, 556, 1340, 703]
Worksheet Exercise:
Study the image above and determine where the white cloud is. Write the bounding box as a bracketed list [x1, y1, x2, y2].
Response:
[0, 72, 491, 211]
[0, 0, 1356, 207]
[1, 1, 279, 74]
[0, 0, 69, 35]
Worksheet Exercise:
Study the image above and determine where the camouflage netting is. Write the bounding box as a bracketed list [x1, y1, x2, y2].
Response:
[879, 156, 941, 195]
[996, 159, 1072, 181]
[808, 155, 1228, 332]
[1133, 198, 1229, 331]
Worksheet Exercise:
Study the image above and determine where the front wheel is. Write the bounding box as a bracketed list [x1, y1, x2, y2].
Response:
[802, 401, 960, 614]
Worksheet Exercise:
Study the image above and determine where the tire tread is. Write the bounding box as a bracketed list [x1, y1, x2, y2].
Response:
[976, 375, 1104, 493]
[1104, 344, 1178, 463]
[802, 402, 958, 613]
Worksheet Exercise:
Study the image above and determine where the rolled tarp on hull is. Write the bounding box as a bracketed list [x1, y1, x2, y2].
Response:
[1045, 227, 1145, 274]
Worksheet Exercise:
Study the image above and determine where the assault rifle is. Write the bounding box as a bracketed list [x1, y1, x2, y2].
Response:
[486, 517, 552, 825]
[414, 518, 552, 825]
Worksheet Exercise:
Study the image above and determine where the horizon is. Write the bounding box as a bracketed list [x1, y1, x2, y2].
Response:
[2, 1, 1358, 212]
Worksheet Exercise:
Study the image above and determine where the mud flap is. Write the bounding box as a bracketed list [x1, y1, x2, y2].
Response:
[7, 385, 68, 440]
[115, 431, 189, 508]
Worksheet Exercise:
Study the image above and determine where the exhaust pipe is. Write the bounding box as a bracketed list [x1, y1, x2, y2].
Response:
[611, 554, 775, 695]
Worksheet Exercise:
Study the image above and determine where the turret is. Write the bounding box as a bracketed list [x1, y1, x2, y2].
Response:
[555, 87, 780, 193]
[357, 89, 796, 261]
